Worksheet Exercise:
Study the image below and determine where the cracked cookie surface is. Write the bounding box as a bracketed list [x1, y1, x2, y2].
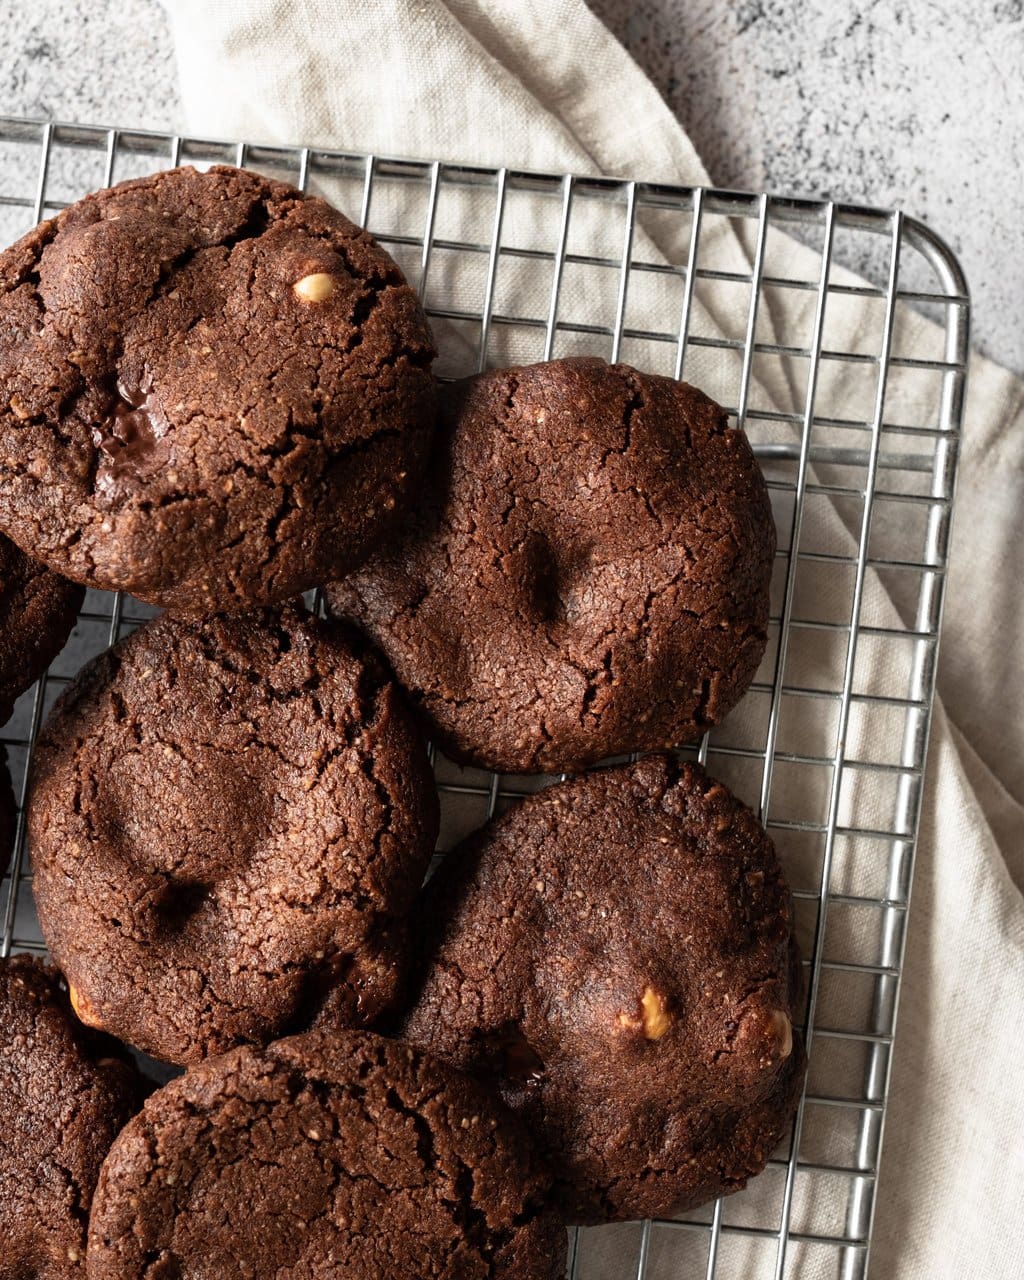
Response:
[0, 534, 83, 724]
[86, 1030, 566, 1280]
[28, 603, 439, 1066]
[326, 357, 775, 773]
[0, 955, 144, 1280]
[0, 165, 436, 614]
[400, 754, 805, 1223]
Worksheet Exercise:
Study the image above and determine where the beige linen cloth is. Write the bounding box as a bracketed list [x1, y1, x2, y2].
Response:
[161, 2, 1024, 1276]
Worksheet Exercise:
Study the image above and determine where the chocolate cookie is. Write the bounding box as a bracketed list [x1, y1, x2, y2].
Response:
[87, 1030, 566, 1280]
[401, 754, 805, 1223]
[0, 533, 83, 723]
[0, 955, 143, 1279]
[28, 603, 439, 1066]
[326, 357, 775, 773]
[0, 164, 436, 614]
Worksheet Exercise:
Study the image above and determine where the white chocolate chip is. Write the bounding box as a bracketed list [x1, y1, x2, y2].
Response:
[293, 272, 337, 303]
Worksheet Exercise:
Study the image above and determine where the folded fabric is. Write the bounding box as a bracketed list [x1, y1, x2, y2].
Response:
[162, 3, 1024, 1276]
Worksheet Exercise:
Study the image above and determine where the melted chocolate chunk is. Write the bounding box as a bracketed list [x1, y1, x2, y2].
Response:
[495, 1024, 546, 1083]
[94, 380, 171, 499]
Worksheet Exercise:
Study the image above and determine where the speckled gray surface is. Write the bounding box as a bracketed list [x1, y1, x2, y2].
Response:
[0, 0, 177, 128]
[0, 0, 1020, 371]
[590, 0, 1024, 374]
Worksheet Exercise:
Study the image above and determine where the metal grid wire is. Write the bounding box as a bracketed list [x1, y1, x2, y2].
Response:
[0, 117, 967, 1280]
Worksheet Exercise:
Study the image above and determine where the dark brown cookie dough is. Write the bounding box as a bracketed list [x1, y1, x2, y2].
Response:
[0, 164, 436, 615]
[0, 533, 83, 723]
[400, 754, 805, 1223]
[0, 955, 144, 1280]
[28, 603, 439, 1066]
[87, 1030, 566, 1280]
[326, 357, 775, 773]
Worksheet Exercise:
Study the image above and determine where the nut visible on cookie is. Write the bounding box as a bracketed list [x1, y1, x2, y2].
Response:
[641, 986, 671, 1040]
[399, 756, 805, 1224]
[68, 982, 102, 1029]
[770, 1009, 794, 1059]
[615, 985, 672, 1040]
[0, 167, 438, 615]
[293, 271, 337, 303]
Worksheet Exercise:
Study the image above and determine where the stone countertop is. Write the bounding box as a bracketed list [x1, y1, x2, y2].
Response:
[0, 0, 1021, 375]
[589, 0, 1024, 376]
[0, 0, 178, 133]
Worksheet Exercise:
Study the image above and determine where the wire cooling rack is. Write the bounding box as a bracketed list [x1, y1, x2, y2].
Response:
[0, 117, 967, 1280]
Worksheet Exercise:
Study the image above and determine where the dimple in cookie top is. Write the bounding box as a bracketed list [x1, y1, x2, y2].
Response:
[28, 603, 440, 1066]
[327, 357, 775, 773]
